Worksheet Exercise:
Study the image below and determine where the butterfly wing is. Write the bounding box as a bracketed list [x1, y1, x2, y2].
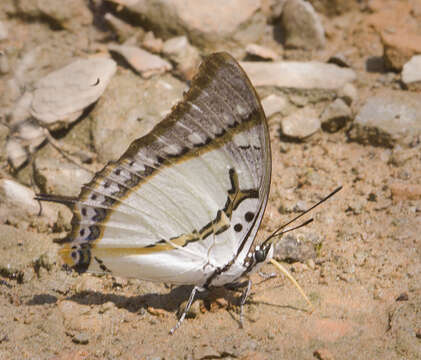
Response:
[62, 52, 271, 286]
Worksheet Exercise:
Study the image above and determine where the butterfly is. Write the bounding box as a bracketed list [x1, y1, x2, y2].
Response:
[36, 52, 340, 334]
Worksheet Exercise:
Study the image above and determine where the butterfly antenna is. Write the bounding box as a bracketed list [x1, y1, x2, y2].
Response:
[263, 186, 342, 246]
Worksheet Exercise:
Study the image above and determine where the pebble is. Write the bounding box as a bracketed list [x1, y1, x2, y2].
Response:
[389, 183, 421, 200]
[261, 94, 287, 118]
[92, 72, 185, 162]
[281, 107, 320, 139]
[30, 57, 117, 130]
[142, 31, 164, 53]
[72, 332, 89, 345]
[338, 83, 358, 105]
[245, 43, 278, 61]
[109, 44, 172, 78]
[34, 157, 92, 197]
[162, 36, 201, 80]
[274, 233, 316, 262]
[320, 98, 352, 132]
[328, 53, 352, 68]
[0, 21, 8, 41]
[0, 51, 9, 74]
[349, 90, 421, 147]
[402, 55, 421, 90]
[281, 0, 325, 50]
[117, 0, 265, 52]
[104, 12, 141, 43]
[381, 30, 421, 71]
[240, 61, 356, 90]
[314, 348, 335, 360]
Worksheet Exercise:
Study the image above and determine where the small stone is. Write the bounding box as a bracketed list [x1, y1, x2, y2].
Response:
[281, 0, 325, 50]
[381, 30, 421, 71]
[321, 98, 352, 132]
[349, 90, 421, 147]
[338, 83, 358, 105]
[274, 233, 316, 262]
[109, 44, 171, 78]
[261, 94, 287, 118]
[241, 61, 356, 90]
[34, 157, 92, 197]
[328, 53, 351, 68]
[72, 332, 89, 345]
[104, 12, 141, 43]
[281, 107, 320, 139]
[142, 31, 164, 53]
[162, 36, 201, 80]
[30, 57, 117, 130]
[402, 55, 421, 91]
[245, 43, 278, 61]
[390, 183, 421, 200]
[0, 21, 8, 41]
[396, 293, 409, 301]
[314, 348, 335, 360]
[147, 307, 168, 317]
[0, 51, 9, 74]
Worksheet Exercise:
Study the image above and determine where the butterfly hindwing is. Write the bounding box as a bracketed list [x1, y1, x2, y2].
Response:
[61, 52, 271, 286]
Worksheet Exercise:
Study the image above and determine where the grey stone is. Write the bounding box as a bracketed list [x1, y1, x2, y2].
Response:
[240, 61, 356, 90]
[0, 21, 8, 41]
[91, 72, 186, 162]
[338, 82, 358, 105]
[162, 36, 201, 80]
[72, 332, 89, 345]
[0, 178, 71, 230]
[349, 90, 421, 147]
[261, 94, 287, 118]
[34, 157, 92, 197]
[30, 57, 117, 130]
[109, 44, 172, 78]
[0, 50, 9, 74]
[402, 55, 421, 90]
[321, 98, 352, 132]
[281, 107, 320, 139]
[104, 12, 142, 43]
[274, 233, 316, 262]
[281, 0, 325, 50]
[116, 0, 266, 54]
[245, 43, 279, 60]
[14, 0, 93, 31]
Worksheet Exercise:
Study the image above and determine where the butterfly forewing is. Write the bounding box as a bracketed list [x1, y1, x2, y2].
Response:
[63, 52, 271, 286]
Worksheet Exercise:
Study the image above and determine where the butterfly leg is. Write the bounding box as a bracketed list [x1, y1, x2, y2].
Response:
[170, 286, 204, 335]
[239, 280, 252, 328]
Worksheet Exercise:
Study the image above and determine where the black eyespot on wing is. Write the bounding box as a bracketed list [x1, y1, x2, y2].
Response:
[234, 223, 243, 232]
[245, 211, 254, 222]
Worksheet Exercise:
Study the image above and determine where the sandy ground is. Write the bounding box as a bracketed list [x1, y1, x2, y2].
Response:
[0, 1, 420, 359]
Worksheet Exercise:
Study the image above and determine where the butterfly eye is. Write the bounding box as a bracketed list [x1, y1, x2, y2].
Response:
[254, 248, 266, 263]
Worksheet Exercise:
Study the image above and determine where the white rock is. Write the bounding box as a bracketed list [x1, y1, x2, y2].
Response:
[246, 43, 278, 60]
[109, 44, 172, 78]
[338, 82, 358, 105]
[162, 36, 201, 80]
[281, 107, 320, 139]
[34, 158, 93, 197]
[240, 61, 356, 90]
[30, 57, 117, 130]
[6, 139, 27, 169]
[261, 94, 287, 118]
[402, 55, 421, 90]
[320, 98, 352, 132]
[111, 0, 265, 53]
[0, 21, 8, 41]
[281, 0, 325, 49]
[0, 50, 8, 74]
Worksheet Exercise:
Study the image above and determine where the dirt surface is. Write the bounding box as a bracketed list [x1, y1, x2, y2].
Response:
[1, 1, 421, 359]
